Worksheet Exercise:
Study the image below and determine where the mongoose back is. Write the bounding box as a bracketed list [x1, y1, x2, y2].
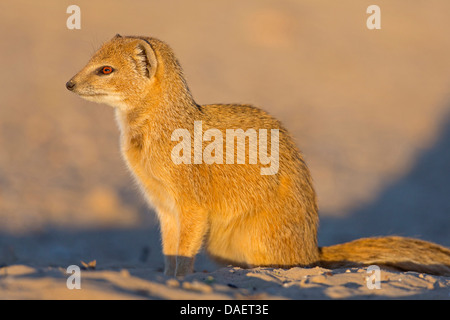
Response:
[67, 35, 450, 277]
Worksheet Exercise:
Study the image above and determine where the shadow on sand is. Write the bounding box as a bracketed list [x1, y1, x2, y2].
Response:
[319, 110, 450, 248]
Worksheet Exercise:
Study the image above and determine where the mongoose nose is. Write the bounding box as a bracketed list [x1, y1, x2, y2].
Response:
[66, 80, 76, 91]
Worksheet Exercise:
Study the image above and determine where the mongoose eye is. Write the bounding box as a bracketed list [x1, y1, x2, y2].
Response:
[99, 66, 114, 75]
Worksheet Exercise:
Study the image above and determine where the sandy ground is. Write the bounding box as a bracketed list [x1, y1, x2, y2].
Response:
[2, 264, 449, 300]
[1, 226, 449, 300]
[0, 1, 449, 299]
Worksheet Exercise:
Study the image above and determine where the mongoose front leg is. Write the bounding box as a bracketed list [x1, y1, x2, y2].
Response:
[175, 206, 209, 277]
[158, 212, 179, 276]
[159, 206, 208, 277]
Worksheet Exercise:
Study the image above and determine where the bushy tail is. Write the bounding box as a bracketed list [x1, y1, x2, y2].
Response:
[318, 236, 450, 276]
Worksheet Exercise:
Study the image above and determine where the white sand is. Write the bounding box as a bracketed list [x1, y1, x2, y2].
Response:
[1, 264, 448, 300]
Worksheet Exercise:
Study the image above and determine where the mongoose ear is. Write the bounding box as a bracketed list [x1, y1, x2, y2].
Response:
[132, 40, 158, 79]
[114, 33, 122, 38]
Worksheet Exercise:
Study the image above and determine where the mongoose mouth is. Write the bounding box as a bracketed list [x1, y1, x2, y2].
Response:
[78, 92, 107, 96]
[76, 92, 124, 108]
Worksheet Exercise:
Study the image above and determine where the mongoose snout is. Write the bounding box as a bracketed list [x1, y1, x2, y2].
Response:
[66, 80, 76, 91]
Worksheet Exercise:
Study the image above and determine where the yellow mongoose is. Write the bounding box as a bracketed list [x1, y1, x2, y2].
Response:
[67, 35, 450, 277]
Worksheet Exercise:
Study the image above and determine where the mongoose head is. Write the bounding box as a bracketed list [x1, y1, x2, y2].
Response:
[66, 34, 190, 110]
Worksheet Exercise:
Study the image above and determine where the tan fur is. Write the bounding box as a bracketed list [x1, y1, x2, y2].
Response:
[319, 236, 450, 276]
[67, 35, 450, 277]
